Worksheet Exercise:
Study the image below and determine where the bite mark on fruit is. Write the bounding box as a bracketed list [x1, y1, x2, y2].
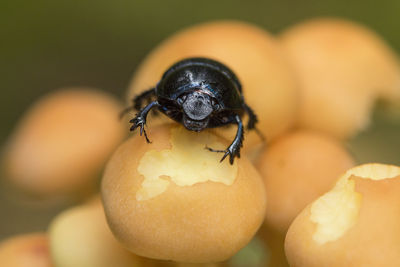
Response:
[310, 163, 400, 244]
[136, 127, 238, 201]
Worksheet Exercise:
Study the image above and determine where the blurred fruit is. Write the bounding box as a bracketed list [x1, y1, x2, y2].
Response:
[49, 198, 152, 267]
[257, 129, 355, 232]
[0, 233, 52, 267]
[280, 18, 400, 139]
[3, 88, 126, 196]
[256, 129, 354, 266]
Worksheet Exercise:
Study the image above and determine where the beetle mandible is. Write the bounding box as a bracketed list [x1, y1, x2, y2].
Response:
[124, 57, 260, 164]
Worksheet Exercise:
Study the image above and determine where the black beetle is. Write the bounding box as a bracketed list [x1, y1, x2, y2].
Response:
[125, 57, 260, 164]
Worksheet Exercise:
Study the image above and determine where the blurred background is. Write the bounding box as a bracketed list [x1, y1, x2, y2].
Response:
[1, 0, 399, 254]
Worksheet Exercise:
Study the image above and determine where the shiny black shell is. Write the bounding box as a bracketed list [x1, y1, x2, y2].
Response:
[156, 57, 244, 111]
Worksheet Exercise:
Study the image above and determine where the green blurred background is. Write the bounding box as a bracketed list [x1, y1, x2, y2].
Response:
[2, 0, 400, 143]
[0, 0, 399, 247]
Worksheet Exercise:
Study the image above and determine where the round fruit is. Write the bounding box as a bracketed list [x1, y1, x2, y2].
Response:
[285, 163, 400, 267]
[101, 123, 267, 263]
[3, 88, 126, 196]
[280, 18, 400, 139]
[0, 233, 52, 267]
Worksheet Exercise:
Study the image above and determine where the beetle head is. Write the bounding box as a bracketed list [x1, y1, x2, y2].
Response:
[179, 91, 214, 132]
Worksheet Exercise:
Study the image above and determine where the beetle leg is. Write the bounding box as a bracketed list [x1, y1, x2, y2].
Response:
[206, 114, 243, 164]
[133, 88, 156, 110]
[244, 103, 265, 142]
[243, 103, 258, 129]
[119, 88, 156, 119]
[130, 101, 160, 143]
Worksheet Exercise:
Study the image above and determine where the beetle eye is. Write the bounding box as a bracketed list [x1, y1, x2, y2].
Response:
[211, 99, 220, 110]
[177, 95, 187, 105]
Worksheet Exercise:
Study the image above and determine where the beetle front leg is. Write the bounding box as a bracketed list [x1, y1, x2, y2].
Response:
[130, 101, 160, 143]
[206, 115, 243, 164]
[119, 88, 156, 119]
[133, 88, 156, 111]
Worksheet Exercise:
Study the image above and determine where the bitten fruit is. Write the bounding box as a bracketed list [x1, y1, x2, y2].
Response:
[280, 18, 400, 139]
[257, 130, 355, 233]
[285, 163, 400, 267]
[256, 130, 354, 267]
[101, 124, 267, 263]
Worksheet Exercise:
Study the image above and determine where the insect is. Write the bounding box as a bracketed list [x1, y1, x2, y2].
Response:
[125, 57, 260, 164]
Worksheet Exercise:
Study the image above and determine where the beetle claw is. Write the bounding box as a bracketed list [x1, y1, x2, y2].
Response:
[220, 151, 230, 163]
[206, 145, 239, 164]
[130, 116, 151, 143]
[220, 148, 237, 164]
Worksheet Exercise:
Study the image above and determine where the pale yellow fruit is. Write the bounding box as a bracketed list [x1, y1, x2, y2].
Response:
[126, 21, 299, 154]
[101, 123, 267, 263]
[3, 88, 126, 196]
[0, 233, 53, 267]
[256, 130, 354, 267]
[49, 198, 153, 267]
[280, 18, 400, 139]
[285, 163, 400, 267]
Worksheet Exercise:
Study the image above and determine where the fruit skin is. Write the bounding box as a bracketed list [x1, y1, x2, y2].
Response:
[256, 130, 354, 267]
[256, 130, 355, 233]
[3, 88, 126, 196]
[126, 20, 299, 152]
[0, 233, 53, 267]
[280, 18, 400, 139]
[285, 164, 400, 267]
[49, 198, 152, 267]
[101, 123, 267, 263]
